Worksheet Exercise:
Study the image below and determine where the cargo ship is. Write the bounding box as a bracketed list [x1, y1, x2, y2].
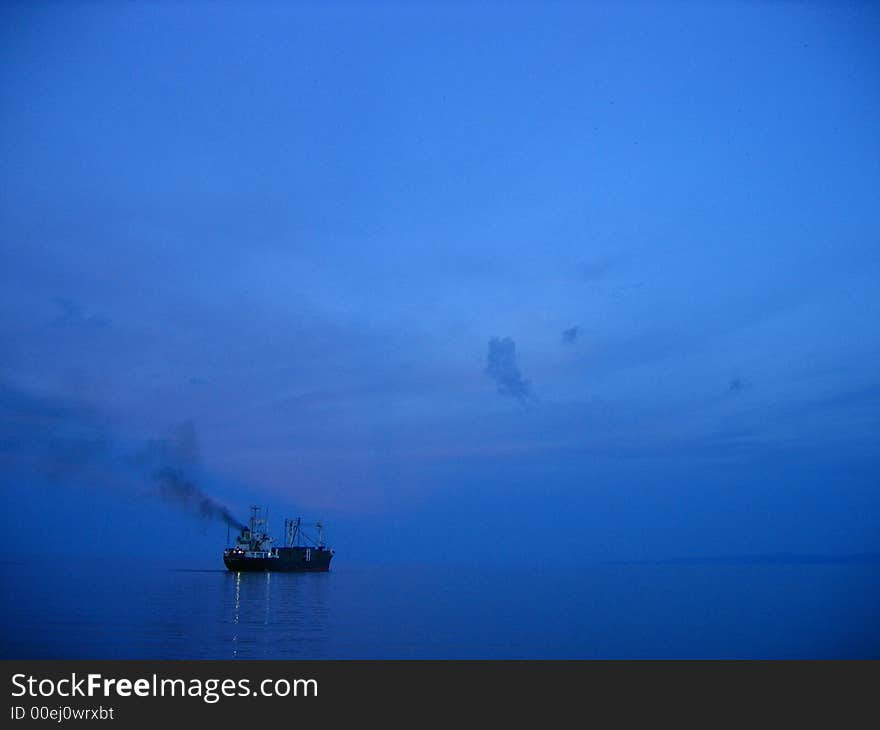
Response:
[223, 506, 334, 572]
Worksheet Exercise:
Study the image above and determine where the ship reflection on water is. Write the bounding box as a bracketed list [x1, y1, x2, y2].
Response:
[224, 569, 331, 659]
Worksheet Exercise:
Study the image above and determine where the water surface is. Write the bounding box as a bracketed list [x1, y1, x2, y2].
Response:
[2, 556, 877, 658]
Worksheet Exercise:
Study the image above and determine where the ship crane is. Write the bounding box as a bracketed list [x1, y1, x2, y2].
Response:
[283, 517, 326, 548]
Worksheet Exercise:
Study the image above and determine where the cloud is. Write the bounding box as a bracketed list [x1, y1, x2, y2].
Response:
[51, 297, 110, 328]
[579, 257, 618, 282]
[0, 380, 110, 480]
[485, 337, 533, 403]
[562, 327, 579, 345]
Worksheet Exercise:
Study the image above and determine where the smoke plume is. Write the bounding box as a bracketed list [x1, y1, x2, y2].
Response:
[153, 465, 245, 530]
[0, 380, 244, 530]
[137, 420, 245, 530]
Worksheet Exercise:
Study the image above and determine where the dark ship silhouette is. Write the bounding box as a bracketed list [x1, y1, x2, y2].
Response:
[223, 506, 333, 572]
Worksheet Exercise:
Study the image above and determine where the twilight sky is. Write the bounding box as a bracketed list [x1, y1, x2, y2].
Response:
[1, 1, 878, 564]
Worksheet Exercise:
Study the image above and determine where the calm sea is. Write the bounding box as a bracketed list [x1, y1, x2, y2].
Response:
[2, 556, 877, 659]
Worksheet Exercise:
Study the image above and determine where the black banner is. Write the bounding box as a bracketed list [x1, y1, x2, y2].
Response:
[3, 661, 877, 726]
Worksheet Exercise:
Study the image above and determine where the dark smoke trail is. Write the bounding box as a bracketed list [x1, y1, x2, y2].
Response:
[153, 466, 245, 530]
[136, 421, 245, 530]
[1, 380, 246, 530]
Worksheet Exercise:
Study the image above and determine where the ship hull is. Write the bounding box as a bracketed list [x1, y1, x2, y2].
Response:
[223, 546, 333, 572]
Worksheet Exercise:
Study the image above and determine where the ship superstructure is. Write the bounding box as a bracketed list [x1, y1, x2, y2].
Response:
[223, 506, 333, 572]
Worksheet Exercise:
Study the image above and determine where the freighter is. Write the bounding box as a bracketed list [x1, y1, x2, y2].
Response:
[223, 506, 334, 572]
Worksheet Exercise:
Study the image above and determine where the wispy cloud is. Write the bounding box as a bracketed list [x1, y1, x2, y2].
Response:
[485, 337, 533, 404]
[579, 257, 619, 282]
[51, 297, 110, 328]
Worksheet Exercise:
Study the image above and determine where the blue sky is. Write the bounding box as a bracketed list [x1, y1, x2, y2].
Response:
[1, 1, 878, 564]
